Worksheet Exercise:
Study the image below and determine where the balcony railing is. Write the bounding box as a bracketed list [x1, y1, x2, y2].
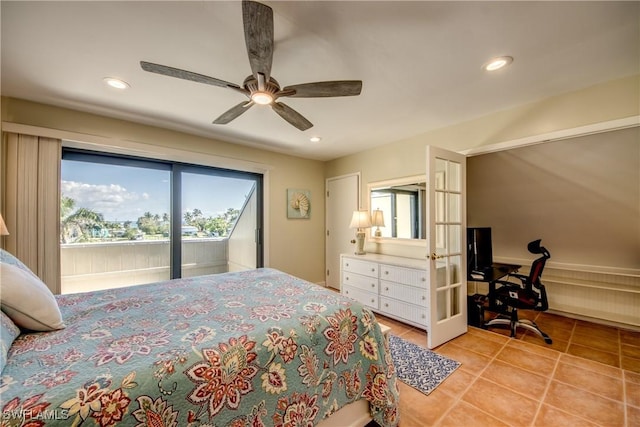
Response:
[61, 238, 229, 294]
[60, 185, 257, 294]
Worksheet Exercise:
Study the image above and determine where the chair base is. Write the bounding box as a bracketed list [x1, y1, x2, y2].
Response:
[484, 316, 553, 344]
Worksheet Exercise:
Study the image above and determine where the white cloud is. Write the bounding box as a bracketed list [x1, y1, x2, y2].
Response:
[62, 181, 157, 221]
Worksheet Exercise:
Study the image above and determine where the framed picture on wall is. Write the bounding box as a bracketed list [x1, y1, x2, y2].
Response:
[287, 189, 311, 219]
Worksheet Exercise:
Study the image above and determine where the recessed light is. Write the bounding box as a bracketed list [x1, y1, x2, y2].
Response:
[103, 77, 130, 89]
[483, 56, 513, 72]
[309, 136, 321, 143]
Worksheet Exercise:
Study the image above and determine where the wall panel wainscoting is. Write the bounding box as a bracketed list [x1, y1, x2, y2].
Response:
[471, 262, 640, 329]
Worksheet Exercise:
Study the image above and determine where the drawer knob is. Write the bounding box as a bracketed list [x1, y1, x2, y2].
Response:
[422, 277, 426, 282]
[371, 299, 375, 303]
[385, 303, 389, 307]
[385, 287, 389, 291]
[371, 283, 375, 288]
[384, 271, 389, 275]
[371, 268, 375, 272]
[422, 314, 426, 319]
[346, 263, 349, 267]
[345, 290, 349, 294]
[422, 296, 426, 300]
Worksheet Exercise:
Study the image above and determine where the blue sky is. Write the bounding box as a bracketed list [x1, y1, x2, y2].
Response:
[61, 160, 255, 222]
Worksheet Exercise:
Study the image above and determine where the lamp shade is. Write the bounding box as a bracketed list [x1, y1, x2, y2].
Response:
[371, 209, 385, 227]
[349, 210, 372, 229]
[0, 214, 9, 236]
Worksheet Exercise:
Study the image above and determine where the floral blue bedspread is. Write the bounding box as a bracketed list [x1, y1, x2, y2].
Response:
[0, 268, 399, 426]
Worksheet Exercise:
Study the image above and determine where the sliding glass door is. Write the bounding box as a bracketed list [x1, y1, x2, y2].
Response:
[60, 149, 262, 294]
[179, 167, 261, 278]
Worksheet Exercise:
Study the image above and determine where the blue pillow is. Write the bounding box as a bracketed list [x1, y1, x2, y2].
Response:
[0, 248, 32, 272]
[0, 249, 65, 331]
[0, 310, 20, 373]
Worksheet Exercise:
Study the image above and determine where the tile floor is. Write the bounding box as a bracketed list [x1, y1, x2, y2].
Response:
[377, 311, 640, 427]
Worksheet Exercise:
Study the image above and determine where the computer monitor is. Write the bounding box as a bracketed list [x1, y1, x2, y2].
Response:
[467, 227, 493, 273]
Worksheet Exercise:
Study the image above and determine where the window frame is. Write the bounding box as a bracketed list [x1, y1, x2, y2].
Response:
[62, 148, 264, 280]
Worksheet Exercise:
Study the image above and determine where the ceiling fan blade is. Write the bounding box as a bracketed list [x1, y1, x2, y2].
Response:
[213, 101, 254, 125]
[282, 81, 363, 98]
[140, 61, 246, 94]
[271, 102, 313, 131]
[242, 0, 274, 83]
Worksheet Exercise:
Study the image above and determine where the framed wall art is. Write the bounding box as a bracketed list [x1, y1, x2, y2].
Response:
[287, 189, 311, 219]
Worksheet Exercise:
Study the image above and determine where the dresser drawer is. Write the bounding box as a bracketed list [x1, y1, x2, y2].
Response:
[379, 264, 427, 287]
[342, 285, 379, 310]
[343, 272, 379, 293]
[380, 280, 427, 305]
[342, 257, 379, 278]
[380, 296, 428, 327]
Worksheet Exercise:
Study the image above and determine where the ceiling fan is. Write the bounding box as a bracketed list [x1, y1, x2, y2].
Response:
[140, 0, 363, 131]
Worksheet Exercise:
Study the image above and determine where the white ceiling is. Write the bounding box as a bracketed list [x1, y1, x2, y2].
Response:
[2, 1, 638, 161]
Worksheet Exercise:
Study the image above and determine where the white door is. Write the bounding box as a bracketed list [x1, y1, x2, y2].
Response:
[326, 173, 360, 289]
[426, 146, 467, 349]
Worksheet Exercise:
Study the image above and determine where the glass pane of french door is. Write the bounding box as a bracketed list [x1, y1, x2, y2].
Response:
[180, 172, 258, 277]
[434, 156, 464, 321]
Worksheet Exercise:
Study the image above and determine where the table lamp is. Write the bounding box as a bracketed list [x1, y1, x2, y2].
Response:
[349, 210, 371, 255]
[371, 209, 385, 237]
[0, 214, 8, 236]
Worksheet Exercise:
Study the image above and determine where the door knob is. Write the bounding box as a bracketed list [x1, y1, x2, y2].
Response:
[350, 239, 356, 244]
[430, 252, 446, 260]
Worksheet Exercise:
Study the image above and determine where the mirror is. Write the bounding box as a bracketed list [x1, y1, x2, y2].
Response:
[368, 175, 426, 243]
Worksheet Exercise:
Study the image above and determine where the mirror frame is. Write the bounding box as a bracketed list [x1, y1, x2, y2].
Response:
[367, 174, 427, 246]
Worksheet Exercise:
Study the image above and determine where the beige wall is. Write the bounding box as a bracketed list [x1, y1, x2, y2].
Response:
[468, 127, 639, 270]
[324, 75, 640, 269]
[326, 74, 638, 176]
[2, 74, 639, 280]
[1, 97, 327, 283]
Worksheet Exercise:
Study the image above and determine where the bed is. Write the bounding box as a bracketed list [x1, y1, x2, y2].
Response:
[0, 249, 399, 426]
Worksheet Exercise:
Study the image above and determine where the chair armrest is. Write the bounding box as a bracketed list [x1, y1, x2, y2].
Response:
[537, 283, 549, 311]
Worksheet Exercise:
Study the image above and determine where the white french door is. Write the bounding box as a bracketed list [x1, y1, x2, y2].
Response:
[426, 146, 467, 349]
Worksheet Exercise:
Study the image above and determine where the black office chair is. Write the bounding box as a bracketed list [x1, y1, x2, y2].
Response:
[484, 239, 552, 344]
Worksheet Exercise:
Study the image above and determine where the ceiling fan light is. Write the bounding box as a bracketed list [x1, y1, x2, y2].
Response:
[483, 56, 513, 71]
[251, 92, 273, 105]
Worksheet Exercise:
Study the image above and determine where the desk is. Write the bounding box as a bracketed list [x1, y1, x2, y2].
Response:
[468, 262, 521, 283]
[467, 263, 520, 327]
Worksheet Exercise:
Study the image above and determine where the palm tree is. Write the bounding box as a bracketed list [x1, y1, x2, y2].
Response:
[137, 211, 158, 235]
[184, 209, 206, 232]
[61, 196, 75, 219]
[61, 204, 106, 243]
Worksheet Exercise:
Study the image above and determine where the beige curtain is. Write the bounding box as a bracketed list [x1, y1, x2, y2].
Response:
[1, 132, 61, 294]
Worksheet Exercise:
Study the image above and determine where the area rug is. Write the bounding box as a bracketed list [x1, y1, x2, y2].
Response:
[388, 334, 461, 395]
